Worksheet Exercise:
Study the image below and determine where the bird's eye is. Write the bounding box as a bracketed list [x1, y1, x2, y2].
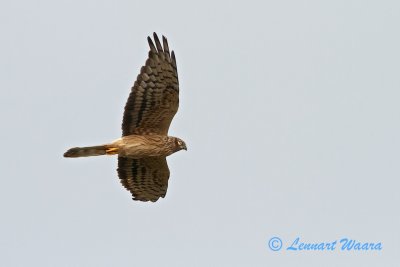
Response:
[177, 140, 182, 146]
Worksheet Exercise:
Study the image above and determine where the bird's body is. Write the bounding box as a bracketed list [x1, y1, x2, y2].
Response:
[64, 33, 186, 202]
[112, 135, 185, 158]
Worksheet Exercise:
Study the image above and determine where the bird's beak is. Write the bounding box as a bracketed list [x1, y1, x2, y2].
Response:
[183, 144, 187, 151]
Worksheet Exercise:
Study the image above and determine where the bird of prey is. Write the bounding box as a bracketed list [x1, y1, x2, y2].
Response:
[64, 33, 186, 202]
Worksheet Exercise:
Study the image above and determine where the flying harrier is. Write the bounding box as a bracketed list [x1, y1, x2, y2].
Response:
[64, 33, 186, 202]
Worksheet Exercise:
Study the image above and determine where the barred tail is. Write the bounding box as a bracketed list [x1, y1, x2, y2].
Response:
[64, 145, 118, 158]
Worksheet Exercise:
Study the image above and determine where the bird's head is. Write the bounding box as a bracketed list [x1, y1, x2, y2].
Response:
[172, 137, 187, 152]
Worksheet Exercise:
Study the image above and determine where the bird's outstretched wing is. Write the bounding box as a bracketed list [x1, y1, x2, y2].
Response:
[122, 33, 179, 136]
[117, 157, 170, 202]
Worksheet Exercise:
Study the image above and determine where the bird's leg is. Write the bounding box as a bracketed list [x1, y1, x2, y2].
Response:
[105, 147, 119, 155]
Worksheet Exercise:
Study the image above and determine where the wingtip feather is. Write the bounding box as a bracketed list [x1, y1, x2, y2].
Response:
[147, 36, 157, 53]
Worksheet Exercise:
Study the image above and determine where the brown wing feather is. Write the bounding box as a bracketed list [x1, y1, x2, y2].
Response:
[117, 156, 170, 202]
[122, 33, 179, 136]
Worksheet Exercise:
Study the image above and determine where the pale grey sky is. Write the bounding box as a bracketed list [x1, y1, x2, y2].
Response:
[1, 0, 399, 266]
